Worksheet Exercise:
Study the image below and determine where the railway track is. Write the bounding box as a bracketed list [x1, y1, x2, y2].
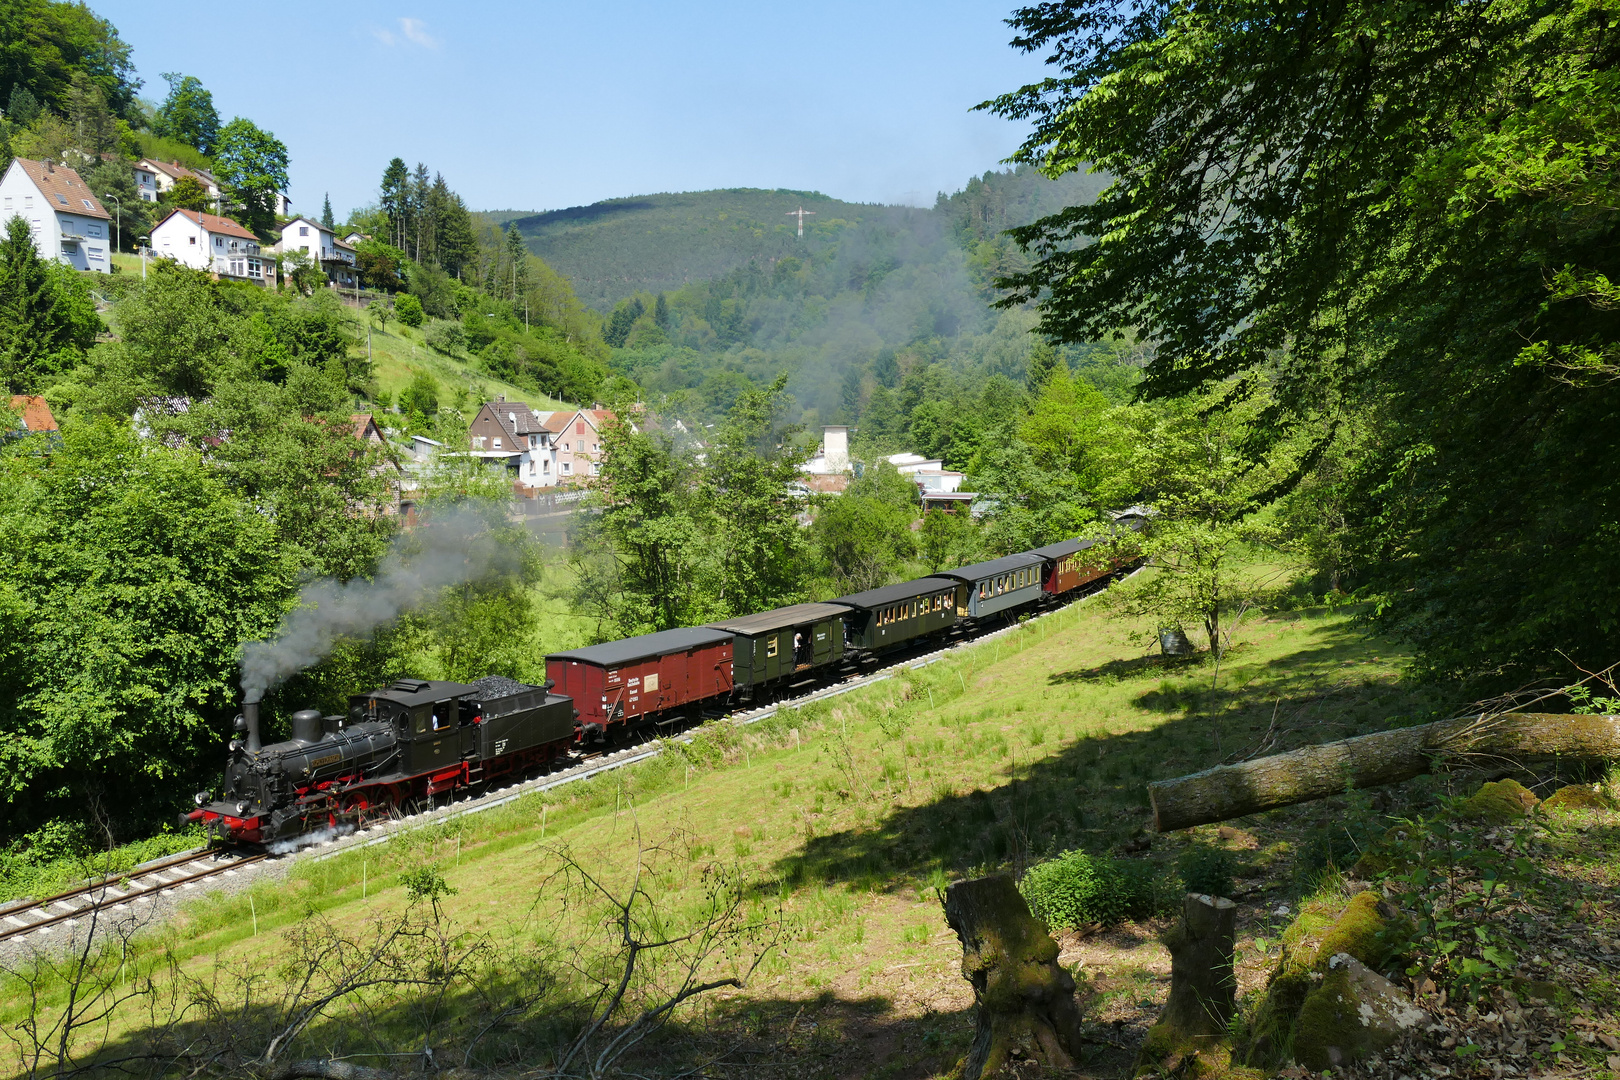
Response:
[1, 566, 1137, 944]
[0, 849, 267, 942]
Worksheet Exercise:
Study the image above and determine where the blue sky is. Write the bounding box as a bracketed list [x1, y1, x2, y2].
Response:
[95, 1, 1049, 220]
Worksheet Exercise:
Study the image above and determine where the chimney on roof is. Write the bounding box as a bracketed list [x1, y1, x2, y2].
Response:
[497, 394, 505, 403]
[824, 426, 850, 472]
[592, 401, 602, 410]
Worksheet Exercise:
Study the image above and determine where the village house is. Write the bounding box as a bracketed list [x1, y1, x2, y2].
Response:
[133, 159, 292, 216]
[277, 217, 358, 289]
[7, 395, 61, 443]
[545, 406, 614, 482]
[466, 400, 617, 488]
[149, 208, 276, 287]
[0, 158, 112, 272]
[468, 399, 558, 488]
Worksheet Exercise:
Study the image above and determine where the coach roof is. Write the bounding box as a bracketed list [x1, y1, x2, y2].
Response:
[548, 626, 733, 668]
[935, 552, 1045, 584]
[831, 577, 959, 611]
[708, 602, 852, 635]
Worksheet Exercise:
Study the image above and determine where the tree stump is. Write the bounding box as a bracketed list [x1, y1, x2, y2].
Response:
[1135, 893, 1239, 1076]
[943, 874, 1088, 1079]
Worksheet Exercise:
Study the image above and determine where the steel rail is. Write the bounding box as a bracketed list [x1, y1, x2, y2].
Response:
[0, 852, 267, 941]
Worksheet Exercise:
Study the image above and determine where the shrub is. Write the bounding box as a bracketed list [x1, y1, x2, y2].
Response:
[1021, 849, 1157, 929]
[1177, 843, 1236, 897]
[394, 292, 424, 328]
[424, 318, 466, 355]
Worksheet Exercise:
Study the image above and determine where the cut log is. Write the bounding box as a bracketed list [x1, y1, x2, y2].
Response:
[1148, 712, 1620, 832]
[1135, 893, 1237, 1075]
[942, 874, 1089, 1080]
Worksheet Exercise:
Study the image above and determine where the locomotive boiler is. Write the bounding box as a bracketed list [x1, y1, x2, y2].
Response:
[188, 676, 577, 844]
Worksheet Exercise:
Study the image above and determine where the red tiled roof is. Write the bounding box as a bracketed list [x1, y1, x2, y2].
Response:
[11, 159, 109, 220]
[9, 395, 59, 433]
[157, 208, 257, 240]
[351, 413, 383, 442]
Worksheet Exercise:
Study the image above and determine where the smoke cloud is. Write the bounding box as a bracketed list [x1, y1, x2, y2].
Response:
[240, 509, 517, 701]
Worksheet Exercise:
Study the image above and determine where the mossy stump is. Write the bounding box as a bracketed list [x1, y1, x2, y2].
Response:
[1541, 783, 1616, 814]
[1243, 891, 1410, 1070]
[1461, 778, 1539, 821]
[943, 874, 1088, 1079]
[1135, 894, 1244, 1077]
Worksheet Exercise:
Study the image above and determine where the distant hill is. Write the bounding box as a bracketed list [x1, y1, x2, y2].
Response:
[508, 189, 899, 309]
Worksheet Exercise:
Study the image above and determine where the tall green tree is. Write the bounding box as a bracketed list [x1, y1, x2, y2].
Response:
[320, 192, 335, 231]
[0, 0, 140, 122]
[0, 215, 98, 392]
[702, 373, 808, 616]
[151, 72, 219, 154]
[212, 117, 288, 237]
[573, 415, 709, 636]
[379, 157, 409, 250]
[502, 222, 529, 304]
[0, 421, 290, 840]
[985, 0, 1620, 687]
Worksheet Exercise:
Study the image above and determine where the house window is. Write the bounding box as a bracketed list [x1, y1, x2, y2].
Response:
[562, 462, 571, 474]
[55, 194, 68, 206]
[24, 196, 32, 209]
[82, 199, 94, 210]
[2, 197, 10, 209]
[299, 226, 309, 236]
[472, 436, 486, 448]
[188, 236, 195, 244]
[542, 459, 549, 472]
[87, 224, 100, 237]
[492, 438, 502, 449]
[591, 462, 600, 475]
[214, 236, 223, 247]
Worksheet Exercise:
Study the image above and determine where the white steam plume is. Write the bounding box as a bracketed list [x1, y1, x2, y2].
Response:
[240, 509, 515, 701]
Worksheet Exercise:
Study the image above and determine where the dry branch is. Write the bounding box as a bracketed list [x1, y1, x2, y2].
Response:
[1147, 712, 1620, 831]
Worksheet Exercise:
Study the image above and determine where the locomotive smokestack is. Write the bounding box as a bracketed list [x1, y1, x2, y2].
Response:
[242, 695, 262, 753]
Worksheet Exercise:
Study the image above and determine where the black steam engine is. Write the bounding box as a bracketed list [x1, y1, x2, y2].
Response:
[188, 676, 577, 844]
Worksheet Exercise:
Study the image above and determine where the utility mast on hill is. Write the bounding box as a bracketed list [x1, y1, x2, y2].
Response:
[786, 206, 816, 238]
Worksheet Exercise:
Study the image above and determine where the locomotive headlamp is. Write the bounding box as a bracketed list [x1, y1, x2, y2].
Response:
[236, 801, 249, 814]
[233, 714, 247, 732]
[193, 791, 209, 807]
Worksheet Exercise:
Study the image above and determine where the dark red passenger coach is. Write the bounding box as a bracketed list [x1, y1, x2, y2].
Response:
[1029, 537, 1113, 596]
[547, 627, 734, 735]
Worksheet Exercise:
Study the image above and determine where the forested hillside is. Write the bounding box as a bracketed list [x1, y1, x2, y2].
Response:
[576, 167, 1124, 468]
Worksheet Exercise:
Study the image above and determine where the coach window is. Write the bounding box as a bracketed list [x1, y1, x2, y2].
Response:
[414, 705, 430, 735]
[767, 636, 779, 657]
[432, 702, 453, 732]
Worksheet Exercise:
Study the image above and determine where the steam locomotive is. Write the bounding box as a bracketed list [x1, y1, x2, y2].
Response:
[190, 530, 1138, 846]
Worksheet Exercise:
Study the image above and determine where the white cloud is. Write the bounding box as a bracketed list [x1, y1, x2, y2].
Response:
[399, 18, 437, 48]
[372, 17, 437, 49]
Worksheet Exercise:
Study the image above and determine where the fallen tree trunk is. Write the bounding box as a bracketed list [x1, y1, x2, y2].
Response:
[1148, 712, 1620, 832]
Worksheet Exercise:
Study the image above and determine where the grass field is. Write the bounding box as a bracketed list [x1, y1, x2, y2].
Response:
[6, 572, 1465, 1078]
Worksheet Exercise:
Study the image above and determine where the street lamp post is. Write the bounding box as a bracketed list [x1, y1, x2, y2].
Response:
[137, 236, 149, 280]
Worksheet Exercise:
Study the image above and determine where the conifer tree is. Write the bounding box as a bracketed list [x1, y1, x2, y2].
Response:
[379, 158, 409, 249]
[320, 193, 335, 231]
[503, 222, 529, 303]
[0, 216, 82, 392]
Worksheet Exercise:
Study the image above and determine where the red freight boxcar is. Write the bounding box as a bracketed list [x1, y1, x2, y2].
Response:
[1030, 537, 1115, 596]
[547, 626, 734, 735]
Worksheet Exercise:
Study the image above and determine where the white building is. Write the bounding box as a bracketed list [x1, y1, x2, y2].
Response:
[802, 426, 851, 475]
[149, 208, 275, 287]
[277, 217, 358, 289]
[134, 159, 291, 216]
[134, 158, 219, 205]
[0, 158, 112, 272]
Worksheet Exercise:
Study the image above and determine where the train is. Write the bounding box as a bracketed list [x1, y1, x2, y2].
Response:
[188, 528, 1139, 846]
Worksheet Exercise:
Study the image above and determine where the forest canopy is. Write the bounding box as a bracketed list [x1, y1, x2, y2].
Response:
[985, 0, 1620, 689]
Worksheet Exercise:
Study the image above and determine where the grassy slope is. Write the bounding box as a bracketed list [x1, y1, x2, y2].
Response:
[358, 319, 568, 412]
[20, 575, 1459, 1076]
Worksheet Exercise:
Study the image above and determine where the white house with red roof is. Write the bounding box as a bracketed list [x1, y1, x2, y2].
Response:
[546, 406, 615, 482]
[150, 208, 276, 287]
[0, 158, 113, 272]
[277, 217, 358, 289]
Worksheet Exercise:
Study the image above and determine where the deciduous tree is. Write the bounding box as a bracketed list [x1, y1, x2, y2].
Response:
[212, 117, 288, 237]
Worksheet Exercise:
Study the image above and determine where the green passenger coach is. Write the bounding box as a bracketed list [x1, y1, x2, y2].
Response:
[831, 577, 959, 656]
